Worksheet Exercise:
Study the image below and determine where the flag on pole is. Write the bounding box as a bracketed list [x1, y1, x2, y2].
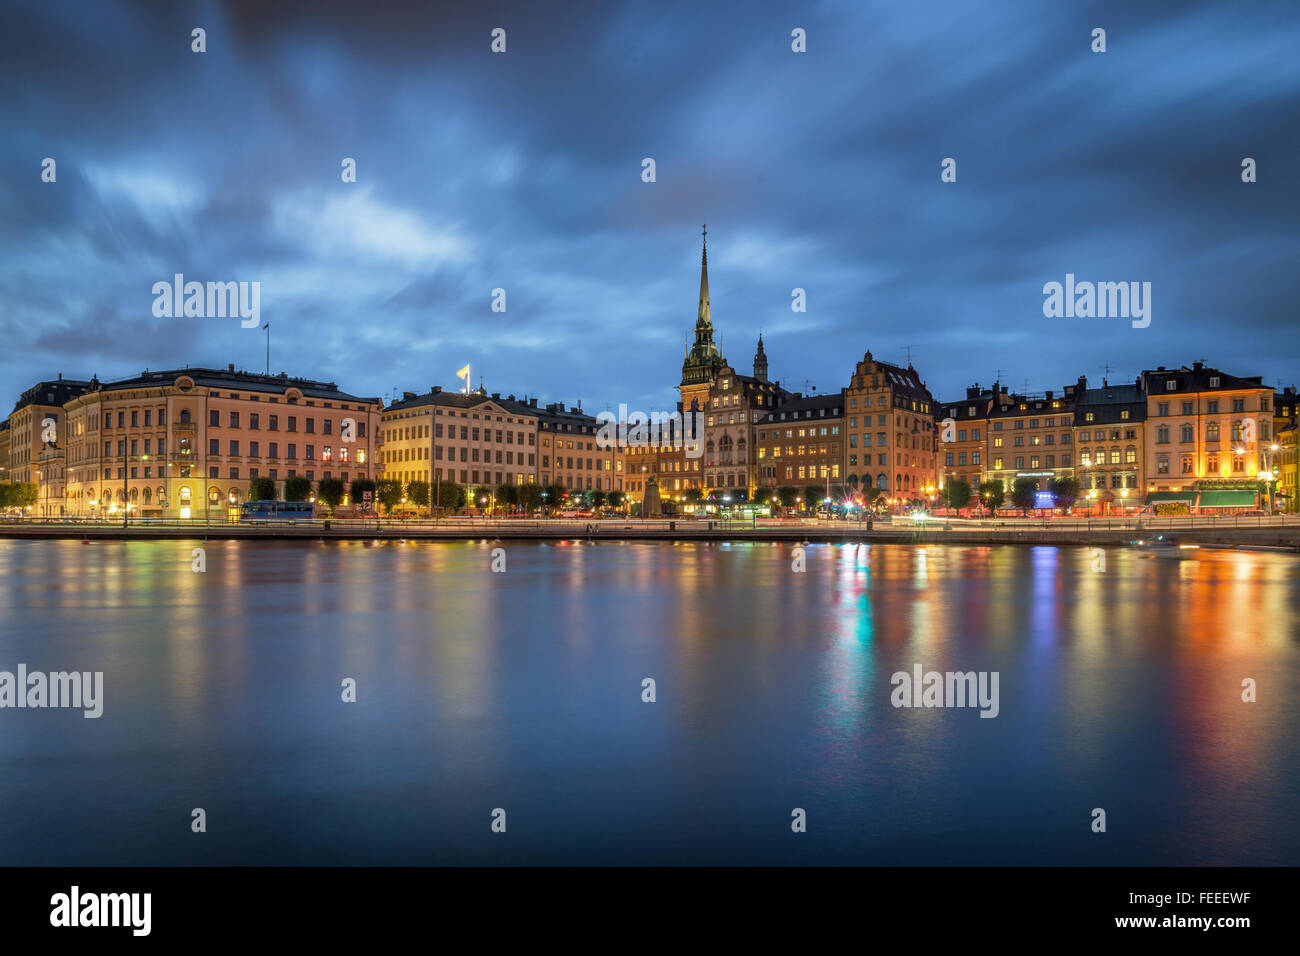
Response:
[456, 364, 471, 393]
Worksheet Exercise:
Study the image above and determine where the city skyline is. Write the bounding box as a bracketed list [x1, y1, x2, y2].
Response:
[3, 0, 1299, 415]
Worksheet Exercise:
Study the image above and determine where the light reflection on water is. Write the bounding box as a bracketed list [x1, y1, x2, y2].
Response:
[0, 539, 1296, 865]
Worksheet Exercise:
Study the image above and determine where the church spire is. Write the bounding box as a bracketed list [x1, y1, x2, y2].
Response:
[697, 223, 711, 327]
[753, 332, 768, 382]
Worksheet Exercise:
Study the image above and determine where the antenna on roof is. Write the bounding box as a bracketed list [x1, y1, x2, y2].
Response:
[903, 345, 915, 367]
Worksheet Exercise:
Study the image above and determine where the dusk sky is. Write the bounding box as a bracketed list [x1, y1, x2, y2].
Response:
[3, 0, 1298, 415]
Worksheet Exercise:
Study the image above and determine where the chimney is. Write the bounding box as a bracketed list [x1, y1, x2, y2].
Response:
[403, 391, 416, 401]
[1192, 360, 1204, 371]
[507, 394, 515, 402]
[432, 386, 441, 394]
[492, 392, 500, 399]
[228, 363, 235, 372]
[1045, 390, 1054, 400]
[530, 398, 538, 408]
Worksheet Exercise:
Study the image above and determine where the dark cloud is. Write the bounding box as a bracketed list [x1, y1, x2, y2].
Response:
[1, 0, 1298, 411]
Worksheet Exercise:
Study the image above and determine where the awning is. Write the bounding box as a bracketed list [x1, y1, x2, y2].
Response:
[1197, 490, 1257, 508]
[1144, 491, 1196, 505]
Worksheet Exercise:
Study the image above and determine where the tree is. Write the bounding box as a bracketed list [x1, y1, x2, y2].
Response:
[1050, 476, 1080, 513]
[1011, 477, 1038, 515]
[284, 476, 312, 502]
[350, 478, 376, 509]
[436, 480, 465, 511]
[804, 486, 825, 510]
[754, 486, 775, 509]
[377, 478, 404, 513]
[777, 486, 798, 509]
[728, 488, 747, 504]
[247, 476, 277, 501]
[472, 485, 493, 512]
[11, 482, 38, 509]
[590, 489, 607, 509]
[406, 480, 430, 512]
[684, 487, 703, 504]
[543, 483, 566, 512]
[946, 478, 972, 511]
[607, 489, 625, 509]
[518, 483, 544, 514]
[981, 482, 1005, 516]
[317, 477, 346, 510]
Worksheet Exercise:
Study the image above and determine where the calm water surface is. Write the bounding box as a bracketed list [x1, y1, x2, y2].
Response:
[1, 538, 1297, 865]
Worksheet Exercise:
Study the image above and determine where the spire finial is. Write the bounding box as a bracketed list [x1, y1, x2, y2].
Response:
[696, 225, 711, 326]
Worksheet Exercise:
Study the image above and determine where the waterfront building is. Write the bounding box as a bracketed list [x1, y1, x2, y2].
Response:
[382, 387, 538, 496]
[1139, 362, 1274, 513]
[1275, 386, 1298, 512]
[1072, 376, 1146, 512]
[844, 352, 938, 504]
[536, 401, 621, 493]
[9, 375, 92, 515]
[983, 383, 1080, 499]
[936, 382, 1011, 498]
[63, 366, 381, 517]
[701, 342, 787, 497]
[0, 419, 10, 486]
[754, 392, 844, 501]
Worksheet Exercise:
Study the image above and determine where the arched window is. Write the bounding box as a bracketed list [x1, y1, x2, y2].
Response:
[878, 473, 888, 490]
[142, 487, 151, 504]
[179, 487, 192, 506]
[180, 409, 191, 424]
[208, 488, 220, 504]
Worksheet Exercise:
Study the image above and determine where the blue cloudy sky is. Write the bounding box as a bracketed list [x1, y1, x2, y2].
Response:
[2, 0, 1298, 415]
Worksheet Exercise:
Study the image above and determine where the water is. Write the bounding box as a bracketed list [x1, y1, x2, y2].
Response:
[0, 538, 1296, 865]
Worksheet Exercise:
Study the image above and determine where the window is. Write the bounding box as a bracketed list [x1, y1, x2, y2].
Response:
[210, 410, 219, 426]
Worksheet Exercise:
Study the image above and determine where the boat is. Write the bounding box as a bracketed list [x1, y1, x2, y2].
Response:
[1131, 533, 1200, 559]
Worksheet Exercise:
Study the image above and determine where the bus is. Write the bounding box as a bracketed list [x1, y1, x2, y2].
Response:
[238, 500, 317, 522]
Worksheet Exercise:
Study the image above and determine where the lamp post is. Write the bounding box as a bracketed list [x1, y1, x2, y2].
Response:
[1262, 443, 1281, 515]
[121, 450, 149, 529]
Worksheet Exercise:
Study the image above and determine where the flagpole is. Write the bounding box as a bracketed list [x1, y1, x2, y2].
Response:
[263, 323, 270, 375]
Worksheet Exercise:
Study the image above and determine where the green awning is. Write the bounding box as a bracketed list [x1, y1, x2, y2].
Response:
[1197, 490, 1257, 508]
[1144, 491, 1196, 505]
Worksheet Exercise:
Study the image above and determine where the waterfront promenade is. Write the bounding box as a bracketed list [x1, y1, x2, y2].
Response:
[3, 514, 1300, 549]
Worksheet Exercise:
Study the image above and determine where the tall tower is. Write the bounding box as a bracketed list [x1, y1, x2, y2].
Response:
[753, 333, 768, 382]
[679, 225, 723, 411]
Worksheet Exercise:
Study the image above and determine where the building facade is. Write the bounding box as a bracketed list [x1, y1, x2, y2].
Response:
[844, 353, 938, 503]
[936, 382, 1011, 498]
[382, 388, 539, 496]
[8, 376, 92, 515]
[1072, 377, 1146, 511]
[1139, 362, 1274, 511]
[63, 367, 380, 517]
[755, 392, 844, 498]
[984, 385, 1079, 498]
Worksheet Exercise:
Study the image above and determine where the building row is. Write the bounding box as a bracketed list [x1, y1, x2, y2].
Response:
[2, 235, 1297, 516]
